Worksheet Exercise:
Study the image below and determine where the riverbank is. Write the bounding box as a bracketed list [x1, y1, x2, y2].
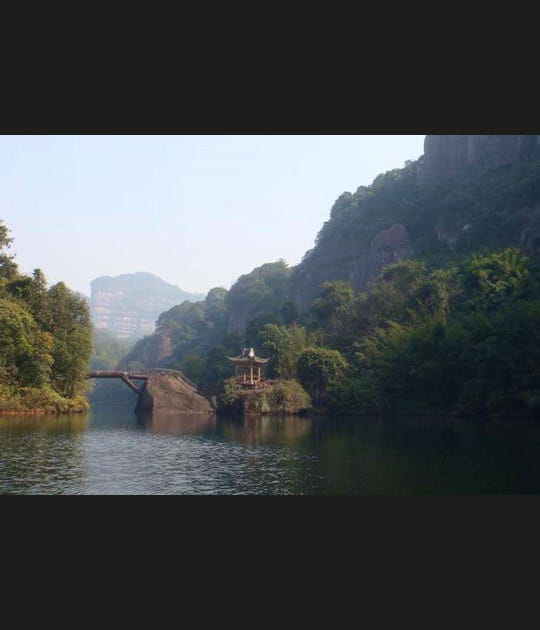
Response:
[0, 384, 89, 415]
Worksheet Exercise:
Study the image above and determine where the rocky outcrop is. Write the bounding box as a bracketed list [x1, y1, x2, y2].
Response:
[423, 135, 540, 180]
[90, 272, 204, 340]
[291, 223, 413, 311]
[218, 379, 312, 416]
[135, 372, 214, 414]
[291, 235, 369, 313]
[367, 223, 413, 279]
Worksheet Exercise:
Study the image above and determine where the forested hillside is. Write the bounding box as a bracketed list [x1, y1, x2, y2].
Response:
[114, 135, 540, 417]
[0, 220, 92, 413]
[119, 287, 239, 395]
[292, 139, 540, 310]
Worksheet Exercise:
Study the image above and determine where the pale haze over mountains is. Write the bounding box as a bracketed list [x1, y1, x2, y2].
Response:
[89, 272, 204, 340]
[0, 135, 426, 296]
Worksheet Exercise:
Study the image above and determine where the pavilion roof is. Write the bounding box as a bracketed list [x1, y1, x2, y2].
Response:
[227, 347, 269, 364]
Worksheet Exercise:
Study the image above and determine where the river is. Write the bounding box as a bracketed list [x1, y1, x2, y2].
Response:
[1, 404, 540, 494]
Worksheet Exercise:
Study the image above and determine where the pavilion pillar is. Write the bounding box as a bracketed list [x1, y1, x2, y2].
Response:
[257, 366, 261, 382]
[250, 364, 253, 385]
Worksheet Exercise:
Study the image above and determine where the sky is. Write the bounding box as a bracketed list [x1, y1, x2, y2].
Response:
[0, 135, 426, 297]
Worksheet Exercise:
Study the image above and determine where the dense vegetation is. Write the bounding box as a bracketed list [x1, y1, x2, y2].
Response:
[309, 156, 540, 271]
[324, 250, 540, 417]
[0, 220, 92, 413]
[113, 152, 540, 418]
[226, 260, 291, 336]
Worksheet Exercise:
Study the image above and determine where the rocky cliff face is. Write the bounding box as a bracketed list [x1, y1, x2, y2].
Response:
[291, 223, 414, 312]
[291, 135, 540, 313]
[423, 135, 540, 180]
[90, 272, 204, 340]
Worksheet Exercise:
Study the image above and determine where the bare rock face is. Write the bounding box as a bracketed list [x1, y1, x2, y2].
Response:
[135, 373, 214, 414]
[423, 135, 540, 180]
[291, 253, 368, 314]
[290, 222, 372, 313]
[291, 223, 413, 311]
[154, 331, 174, 363]
[367, 224, 413, 279]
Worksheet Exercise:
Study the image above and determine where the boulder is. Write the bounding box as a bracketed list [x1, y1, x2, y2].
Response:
[135, 372, 214, 414]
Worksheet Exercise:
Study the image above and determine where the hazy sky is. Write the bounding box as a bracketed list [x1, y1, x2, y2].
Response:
[0, 135, 426, 296]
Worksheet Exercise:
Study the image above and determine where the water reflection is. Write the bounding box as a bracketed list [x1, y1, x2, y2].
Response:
[88, 403, 140, 429]
[0, 413, 89, 495]
[310, 415, 536, 494]
[0, 413, 89, 434]
[216, 414, 312, 448]
[137, 411, 217, 437]
[2, 406, 540, 494]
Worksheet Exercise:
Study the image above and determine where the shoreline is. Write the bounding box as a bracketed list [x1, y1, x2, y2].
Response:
[0, 408, 87, 416]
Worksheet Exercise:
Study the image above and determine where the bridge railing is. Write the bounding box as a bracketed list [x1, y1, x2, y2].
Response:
[87, 367, 198, 391]
[131, 368, 198, 390]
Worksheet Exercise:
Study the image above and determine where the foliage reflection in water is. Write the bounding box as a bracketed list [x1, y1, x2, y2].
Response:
[2, 405, 540, 494]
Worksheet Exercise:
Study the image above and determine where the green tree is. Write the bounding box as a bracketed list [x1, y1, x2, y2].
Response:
[0, 298, 53, 387]
[48, 282, 92, 397]
[245, 312, 280, 347]
[311, 280, 355, 325]
[0, 219, 18, 283]
[204, 287, 229, 339]
[259, 324, 308, 379]
[29, 269, 52, 329]
[457, 248, 530, 311]
[226, 260, 291, 334]
[309, 281, 356, 353]
[297, 347, 348, 405]
[203, 345, 237, 393]
[180, 353, 206, 384]
[280, 300, 298, 326]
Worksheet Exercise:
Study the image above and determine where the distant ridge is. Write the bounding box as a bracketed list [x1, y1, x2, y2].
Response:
[90, 272, 205, 340]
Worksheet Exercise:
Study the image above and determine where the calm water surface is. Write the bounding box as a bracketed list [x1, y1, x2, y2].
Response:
[1, 404, 540, 494]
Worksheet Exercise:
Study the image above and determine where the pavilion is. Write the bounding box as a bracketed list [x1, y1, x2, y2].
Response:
[227, 347, 269, 387]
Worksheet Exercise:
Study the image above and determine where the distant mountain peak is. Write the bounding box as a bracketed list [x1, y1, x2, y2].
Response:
[90, 272, 205, 340]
